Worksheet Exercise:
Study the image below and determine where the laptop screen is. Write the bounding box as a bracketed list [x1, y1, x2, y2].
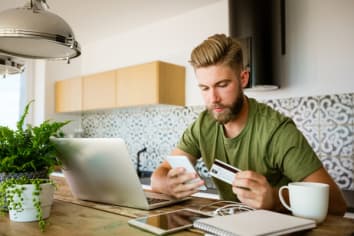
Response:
[51, 138, 151, 208]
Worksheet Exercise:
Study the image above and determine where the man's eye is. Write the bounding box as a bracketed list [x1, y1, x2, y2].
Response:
[199, 87, 209, 91]
[218, 82, 228, 87]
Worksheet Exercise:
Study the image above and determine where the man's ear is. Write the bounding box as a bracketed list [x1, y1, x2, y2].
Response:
[240, 70, 250, 88]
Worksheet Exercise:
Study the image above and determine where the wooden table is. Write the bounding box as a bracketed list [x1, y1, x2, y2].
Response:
[0, 176, 353, 236]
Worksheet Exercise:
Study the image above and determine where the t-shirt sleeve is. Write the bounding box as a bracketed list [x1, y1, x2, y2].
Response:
[268, 120, 323, 181]
[176, 121, 201, 159]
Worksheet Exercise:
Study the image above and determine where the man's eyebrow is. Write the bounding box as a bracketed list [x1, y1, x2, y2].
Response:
[215, 79, 231, 85]
[198, 84, 207, 88]
[198, 79, 231, 88]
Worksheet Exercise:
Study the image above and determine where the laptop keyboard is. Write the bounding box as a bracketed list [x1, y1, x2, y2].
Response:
[147, 197, 169, 204]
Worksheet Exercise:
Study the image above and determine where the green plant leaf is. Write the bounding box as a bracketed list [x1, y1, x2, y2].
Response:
[0, 100, 70, 173]
[0, 176, 55, 231]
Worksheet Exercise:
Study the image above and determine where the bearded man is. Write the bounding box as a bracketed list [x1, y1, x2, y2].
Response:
[151, 34, 346, 215]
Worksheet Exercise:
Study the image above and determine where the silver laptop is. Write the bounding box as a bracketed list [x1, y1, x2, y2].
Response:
[51, 137, 189, 210]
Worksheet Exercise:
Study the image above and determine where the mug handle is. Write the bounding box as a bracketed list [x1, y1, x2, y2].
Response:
[278, 186, 292, 211]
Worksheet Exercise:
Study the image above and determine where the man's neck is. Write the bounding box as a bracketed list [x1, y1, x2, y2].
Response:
[223, 96, 249, 138]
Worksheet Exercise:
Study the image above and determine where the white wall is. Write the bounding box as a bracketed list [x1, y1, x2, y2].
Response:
[20, 60, 52, 126]
[43, 0, 354, 122]
[44, 58, 83, 135]
[80, 0, 229, 105]
[246, 0, 354, 100]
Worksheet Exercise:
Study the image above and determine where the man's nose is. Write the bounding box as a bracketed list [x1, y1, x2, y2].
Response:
[209, 89, 220, 103]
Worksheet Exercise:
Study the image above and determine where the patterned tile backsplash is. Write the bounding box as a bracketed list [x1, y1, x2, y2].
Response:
[81, 93, 354, 190]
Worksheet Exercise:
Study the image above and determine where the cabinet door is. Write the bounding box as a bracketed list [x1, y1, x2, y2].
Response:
[82, 70, 116, 110]
[55, 77, 82, 112]
[158, 61, 185, 106]
[116, 62, 158, 107]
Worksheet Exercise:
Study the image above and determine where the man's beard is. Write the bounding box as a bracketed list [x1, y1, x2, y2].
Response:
[207, 90, 244, 124]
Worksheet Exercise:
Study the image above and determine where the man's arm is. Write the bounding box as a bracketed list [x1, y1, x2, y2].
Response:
[233, 167, 347, 216]
[150, 148, 203, 198]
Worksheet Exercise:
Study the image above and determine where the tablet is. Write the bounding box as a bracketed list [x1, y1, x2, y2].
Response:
[128, 208, 212, 235]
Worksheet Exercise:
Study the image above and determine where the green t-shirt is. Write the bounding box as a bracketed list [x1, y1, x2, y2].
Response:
[177, 98, 322, 201]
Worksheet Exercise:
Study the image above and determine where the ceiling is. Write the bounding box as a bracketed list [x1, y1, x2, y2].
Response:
[0, 0, 221, 45]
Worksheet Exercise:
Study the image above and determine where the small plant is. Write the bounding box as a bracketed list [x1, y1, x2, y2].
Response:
[0, 176, 56, 231]
[0, 100, 69, 231]
[0, 100, 69, 175]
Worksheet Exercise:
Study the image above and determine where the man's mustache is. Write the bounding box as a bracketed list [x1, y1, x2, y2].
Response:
[210, 103, 227, 109]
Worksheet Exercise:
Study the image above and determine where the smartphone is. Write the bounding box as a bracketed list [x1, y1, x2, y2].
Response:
[128, 208, 212, 235]
[165, 155, 207, 191]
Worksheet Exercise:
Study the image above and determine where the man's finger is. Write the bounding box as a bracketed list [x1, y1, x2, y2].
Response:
[233, 178, 257, 191]
[177, 172, 198, 184]
[167, 167, 185, 178]
[236, 170, 267, 183]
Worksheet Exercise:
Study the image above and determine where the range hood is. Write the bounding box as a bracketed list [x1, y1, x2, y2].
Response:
[229, 0, 283, 91]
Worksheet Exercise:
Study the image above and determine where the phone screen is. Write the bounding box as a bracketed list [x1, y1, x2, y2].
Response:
[135, 209, 211, 230]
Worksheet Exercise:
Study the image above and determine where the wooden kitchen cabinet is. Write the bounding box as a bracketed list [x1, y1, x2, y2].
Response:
[82, 70, 116, 110]
[116, 61, 185, 107]
[55, 61, 185, 112]
[55, 76, 82, 112]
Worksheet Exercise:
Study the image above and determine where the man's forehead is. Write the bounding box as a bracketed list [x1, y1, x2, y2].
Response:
[195, 66, 238, 86]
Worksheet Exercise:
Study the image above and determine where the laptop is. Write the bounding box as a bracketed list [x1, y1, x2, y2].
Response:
[51, 137, 189, 210]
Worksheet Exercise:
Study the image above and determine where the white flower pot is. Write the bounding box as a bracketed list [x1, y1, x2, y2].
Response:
[8, 183, 55, 222]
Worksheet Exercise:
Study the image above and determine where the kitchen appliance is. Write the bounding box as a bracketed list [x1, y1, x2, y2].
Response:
[229, 0, 284, 91]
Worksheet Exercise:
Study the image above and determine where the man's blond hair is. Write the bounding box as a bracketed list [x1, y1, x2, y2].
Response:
[189, 34, 243, 73]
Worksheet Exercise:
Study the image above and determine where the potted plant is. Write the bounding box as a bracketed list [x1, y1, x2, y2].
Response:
[0, 100, 69, 231]
[0, 176, 55, 231]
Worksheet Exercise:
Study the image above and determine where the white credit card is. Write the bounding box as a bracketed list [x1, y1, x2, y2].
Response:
[165, 155, 207, 191]
[209, 159, 241, 185]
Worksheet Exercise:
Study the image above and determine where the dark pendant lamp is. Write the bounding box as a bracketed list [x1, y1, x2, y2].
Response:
[0, 0, 81, 63]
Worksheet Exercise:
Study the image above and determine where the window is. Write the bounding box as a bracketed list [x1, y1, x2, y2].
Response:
[0, 73, 23, 129]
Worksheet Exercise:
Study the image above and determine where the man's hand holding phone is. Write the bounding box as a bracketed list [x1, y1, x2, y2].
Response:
[165, 155, 206, 199]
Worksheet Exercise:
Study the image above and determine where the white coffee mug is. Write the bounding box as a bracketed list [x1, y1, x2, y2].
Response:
[278, 182, 329, 223]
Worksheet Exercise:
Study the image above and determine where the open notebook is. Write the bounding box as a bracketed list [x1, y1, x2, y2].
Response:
[193, 209, 316, 236]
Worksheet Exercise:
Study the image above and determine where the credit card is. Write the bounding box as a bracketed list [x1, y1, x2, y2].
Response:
[209, 159, 241, 185]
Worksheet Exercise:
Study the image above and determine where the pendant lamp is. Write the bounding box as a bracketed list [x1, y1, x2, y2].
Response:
[0, 56, 24, 77]
[0, 0, 81, 62]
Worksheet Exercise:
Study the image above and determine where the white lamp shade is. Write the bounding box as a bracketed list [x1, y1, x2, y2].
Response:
[0, 7, 81, 60]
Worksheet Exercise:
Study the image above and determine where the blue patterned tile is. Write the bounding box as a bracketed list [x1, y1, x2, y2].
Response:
[263, 96, 320, 127]
[320, 156, 353, 190]
[290, 96, 319, 127]
[319, 125, 353, 157]
[352, 93, 354, 125]
[319, 93, 353, 126]
[196, 159, 210, 178]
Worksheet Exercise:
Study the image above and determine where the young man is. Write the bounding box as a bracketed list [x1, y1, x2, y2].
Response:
[151, 34, 346, 215]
